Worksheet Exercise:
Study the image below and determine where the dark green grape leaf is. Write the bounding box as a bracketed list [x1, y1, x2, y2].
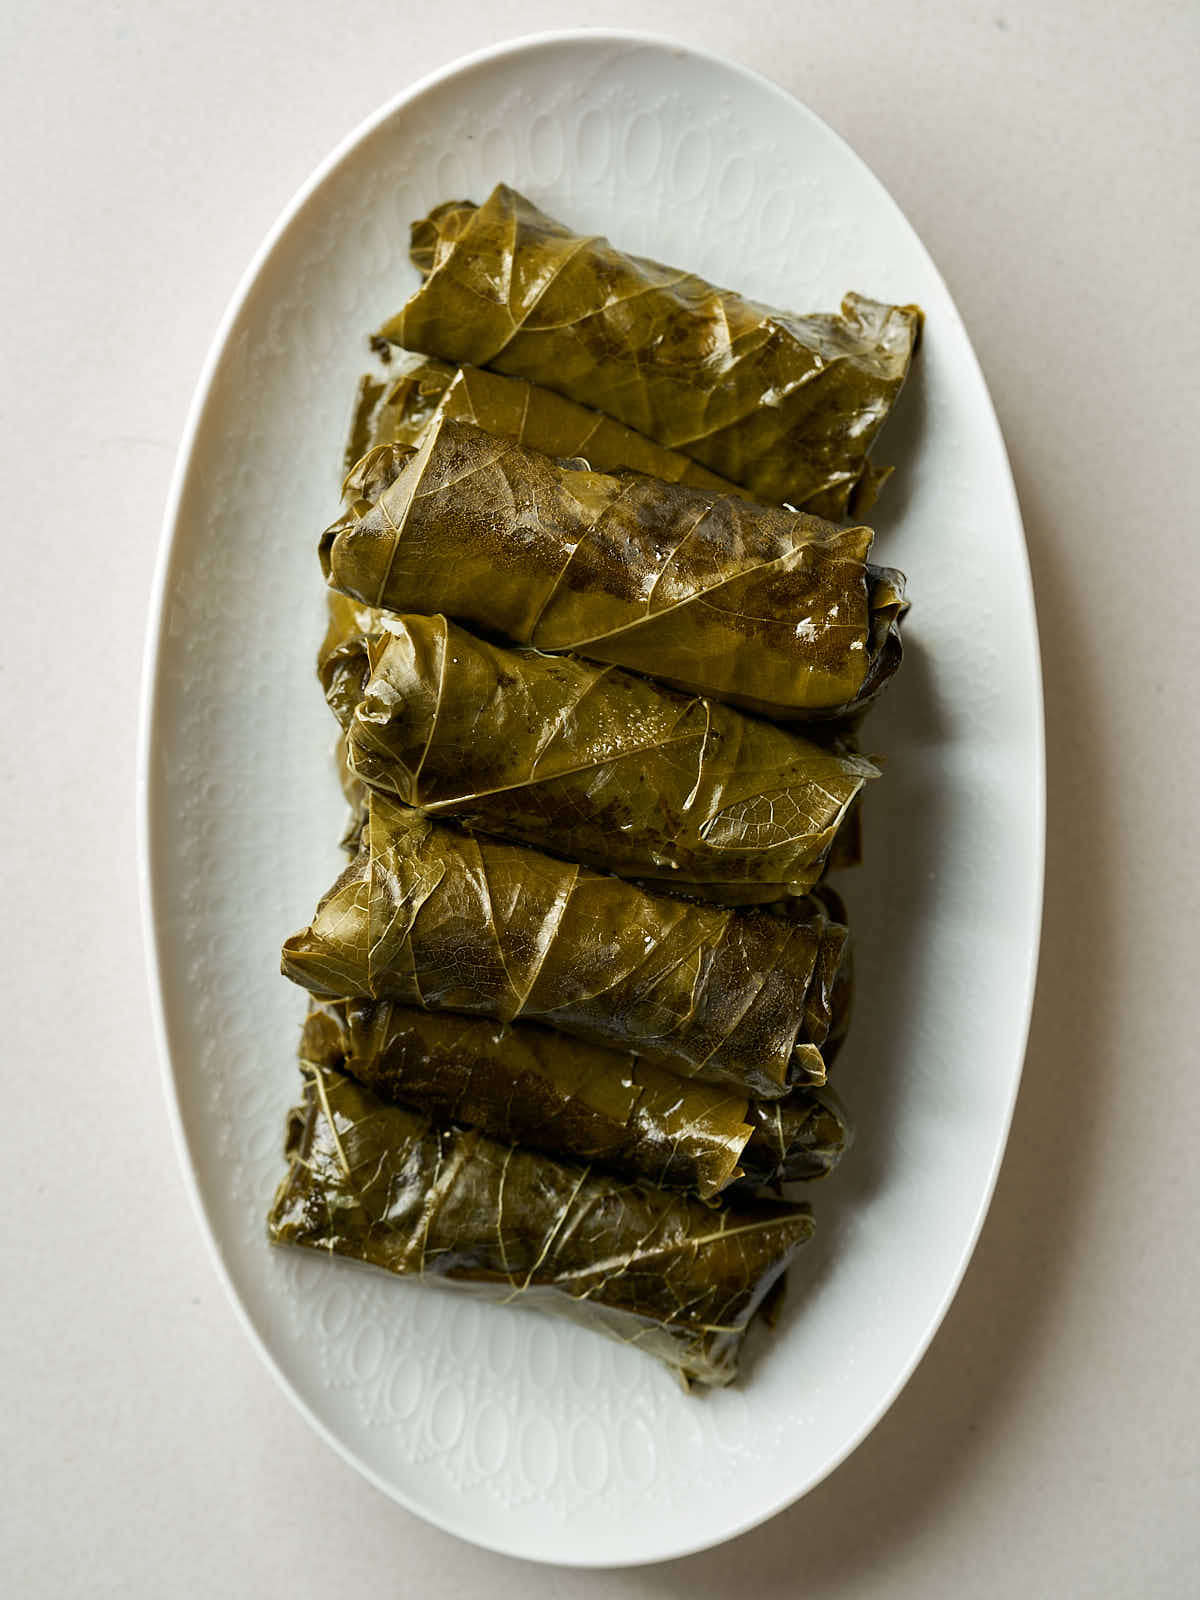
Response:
[347, 613, 876, 901]
[281, 797, 848, 1097]
[381, 184, 921, 518]
[301, 998, 751, 1199]
[323, 417, 906, 722]
[268, 1064, 814, 1386]
[302, 998, 851, 1200]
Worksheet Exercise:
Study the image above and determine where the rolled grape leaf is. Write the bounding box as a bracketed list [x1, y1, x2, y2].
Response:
[324, 600, 873, 882]
[301, 1000, 749, 1198]
[346, 613, 875, 901]
[318, 591, 381, 734]
[407, 198, 475, 276]
[350, 354, 742, 495]
[268, 1063, 814, 1386]
[281, 796, 847, 1097]
[302, 998, 851, 1198]
[318, 591, 395, 837]
[380, 184, 922, 518]
[739, 1087, 852, 1188]
[322, 417, 906, 722]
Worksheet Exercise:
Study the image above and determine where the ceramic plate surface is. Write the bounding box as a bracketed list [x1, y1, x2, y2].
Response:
[140, 29, 1044, 1566]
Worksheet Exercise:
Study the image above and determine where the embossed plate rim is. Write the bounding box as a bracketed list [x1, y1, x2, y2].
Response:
[139, 28, 1044, 1565]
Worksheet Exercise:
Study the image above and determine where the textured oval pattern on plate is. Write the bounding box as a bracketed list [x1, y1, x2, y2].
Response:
[141, 30, 1043, 1567]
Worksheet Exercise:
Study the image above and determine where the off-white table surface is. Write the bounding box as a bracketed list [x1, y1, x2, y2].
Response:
[3, 3, 1198, 1594]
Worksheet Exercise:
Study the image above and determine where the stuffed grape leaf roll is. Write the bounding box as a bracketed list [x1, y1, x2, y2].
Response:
[268, 1064, 814, 1386]
[380, 184, 922, 518]
[322, 417, 906, 722]
[281, 797, 846, 1098]
[301, 999, 851, 1199]
[300, 999, 749, 1198]
[345, 613, 876, 902]
[322, 599, 873, 881]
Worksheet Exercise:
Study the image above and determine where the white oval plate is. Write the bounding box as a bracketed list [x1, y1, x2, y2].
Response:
[140, 30, 1043, 1567]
